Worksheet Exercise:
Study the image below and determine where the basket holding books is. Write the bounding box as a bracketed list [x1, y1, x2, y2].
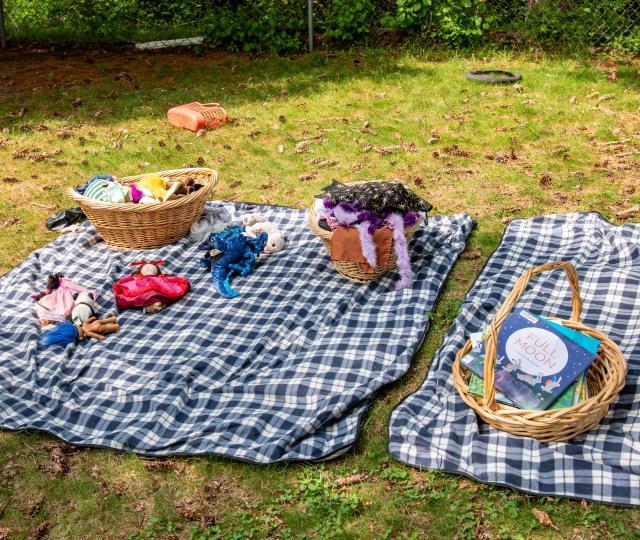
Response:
[452, 261, 627, 442]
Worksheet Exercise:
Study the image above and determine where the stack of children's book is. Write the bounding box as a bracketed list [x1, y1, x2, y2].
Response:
[462, 308, 600, 410]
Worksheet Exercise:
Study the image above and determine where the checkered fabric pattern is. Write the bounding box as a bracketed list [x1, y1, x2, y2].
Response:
[0, 202, 472, 463]
[389, 212, 640, 506]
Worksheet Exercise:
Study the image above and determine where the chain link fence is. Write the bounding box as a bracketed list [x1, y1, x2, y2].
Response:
[1, 0, 639, 52]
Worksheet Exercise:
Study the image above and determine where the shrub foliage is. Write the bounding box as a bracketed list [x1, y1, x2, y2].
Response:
[4, 0, 640, 53]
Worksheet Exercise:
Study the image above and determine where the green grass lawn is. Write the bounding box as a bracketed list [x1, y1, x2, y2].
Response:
[1, 47, 640, 539]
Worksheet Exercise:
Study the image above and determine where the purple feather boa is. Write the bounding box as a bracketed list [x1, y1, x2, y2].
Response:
[387, 212, 412, 290]
[321, 197, 419, 287]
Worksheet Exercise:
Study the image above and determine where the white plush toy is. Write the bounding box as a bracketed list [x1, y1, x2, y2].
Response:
[241, 213, 266, 227]
[71, 292, 99, 325]
[241, 213, 285, 254]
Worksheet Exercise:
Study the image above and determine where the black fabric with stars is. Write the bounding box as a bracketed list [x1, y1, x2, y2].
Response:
[317, 180, 433, 215]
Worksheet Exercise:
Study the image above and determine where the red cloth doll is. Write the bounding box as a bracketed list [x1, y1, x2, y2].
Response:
[113, 260, 190, 314]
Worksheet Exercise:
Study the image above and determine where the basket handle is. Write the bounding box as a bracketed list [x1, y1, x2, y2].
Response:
[481, 261, 582, 409]
[194, 102, 221, 107]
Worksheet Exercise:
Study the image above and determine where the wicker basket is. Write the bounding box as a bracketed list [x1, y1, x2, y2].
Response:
[67, 168, 218, 249]
[308, 202, 422, 283]
[452, 261, 627, 442]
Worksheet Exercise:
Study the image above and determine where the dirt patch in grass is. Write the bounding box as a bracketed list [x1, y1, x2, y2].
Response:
[1, 47, 246, 100]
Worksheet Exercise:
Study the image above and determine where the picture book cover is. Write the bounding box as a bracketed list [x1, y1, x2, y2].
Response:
[461, 309, 599, 410]
[467, 372, 586, 409]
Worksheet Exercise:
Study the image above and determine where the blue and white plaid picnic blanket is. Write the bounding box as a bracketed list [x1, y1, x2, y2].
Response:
[389, 212, 640, 506]
[0, 202, 472, 463]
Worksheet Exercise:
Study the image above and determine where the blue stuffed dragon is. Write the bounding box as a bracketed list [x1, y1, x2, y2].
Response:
[199, 226, 268, 299]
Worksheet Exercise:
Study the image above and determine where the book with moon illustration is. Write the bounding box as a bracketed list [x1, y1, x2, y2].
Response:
[461, 309, 600, 410]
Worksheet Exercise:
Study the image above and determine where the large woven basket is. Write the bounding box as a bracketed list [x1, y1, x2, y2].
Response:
[67, 168, 218, 249]
[308, 202, 422, 283]
[452, 261, 627, 442]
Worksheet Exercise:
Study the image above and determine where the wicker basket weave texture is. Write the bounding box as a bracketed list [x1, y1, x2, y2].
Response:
[307, 203, 421, 284]
[452, 261, 627, 442]
[66, 168, 218, 250]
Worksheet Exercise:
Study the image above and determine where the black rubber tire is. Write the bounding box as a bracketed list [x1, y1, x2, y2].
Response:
[465, 70, 522, 85]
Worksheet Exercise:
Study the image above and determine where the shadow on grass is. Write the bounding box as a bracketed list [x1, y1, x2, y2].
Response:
[0, 50, 432, 128]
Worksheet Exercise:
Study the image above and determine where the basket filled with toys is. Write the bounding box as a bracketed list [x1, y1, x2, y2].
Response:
[67, 168, 218, 249]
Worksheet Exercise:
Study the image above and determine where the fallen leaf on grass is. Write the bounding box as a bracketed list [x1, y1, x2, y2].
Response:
[248, 129, 261, 139]
[570, 95, 577, 104]
[196, 129, 206, 138]
[460, 250, 481, 261]
[442, 113, 471, 122]
[532, 508, 559, 530]
[158, 139, 166, 147]
[16, 107, 27, 117]
[443, 144, 471, 158]
[278, 114, 286, 124]
[361, 121, 376, 134]
[128, 501, 147, 516]
[295, 141, 311, 154]
[458, 479, 481, 492]
[12, 147, 62, 162]
[412, 176, 424, 187]
[229, 180, 242, 189]
[22, 495, 44, 517]
[196, 157, 205, 166]
[173, 497, 217, 529]
[71, 97, 83, 108]
[474, 523, 492, 539]
[0, 216, 21, 228]
[443, 167, 476, 175]
[42, 443, 71, 476]
[486, 149, 517, 163]
[309, 157, 337, 168]
[521, 99, 536, 105]
[615, 205, 640, 220]
[28, 520, 50, 540]
[1, 177, 20, 184]
[597, 94, 614, 103]
[334, 472, 369, 488]
[375, 143, 418, 155]
[428, 130, 440, 144]
[362, 142, 373, 153]
[143, 459, 174, 472]
[299, 171, 317, 182]
[513, 83, 524, 93]
[539, 175, 552, 188]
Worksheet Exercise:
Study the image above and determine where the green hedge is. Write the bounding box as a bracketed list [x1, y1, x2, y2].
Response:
[4, 0, 640, 53]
